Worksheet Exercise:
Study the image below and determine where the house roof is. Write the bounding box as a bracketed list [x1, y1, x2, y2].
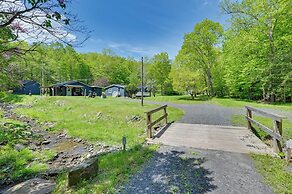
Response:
[19, 80, 39, 86]
[51, 80, 82, 87]
[50, 81, 101, 88]
[64, 84, 84, 88]
[91, 86, 102, 89]
[104, 84, 125, 89]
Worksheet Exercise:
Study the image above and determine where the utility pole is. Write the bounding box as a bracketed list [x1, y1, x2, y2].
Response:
[41, 60, 44, 96]
[141, 57, 144, 107]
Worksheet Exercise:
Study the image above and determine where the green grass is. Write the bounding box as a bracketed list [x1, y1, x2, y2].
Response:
[231, 115, 292, 142]
[0, 145, 53, 183]
[0, 92, 24, 103]
[16, 96, 183, 146]
[251, 154, 292, 194]
[146, 95, 292, 111]
[53, 145, 157, 194]
[146, 95, 211, 104]
[0, 116, 54, 183]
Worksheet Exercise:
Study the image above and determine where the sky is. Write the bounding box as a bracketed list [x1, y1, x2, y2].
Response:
[70, 0, 228, 59]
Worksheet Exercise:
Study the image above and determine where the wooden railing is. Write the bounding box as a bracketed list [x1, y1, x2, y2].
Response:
[145, 105, 168, 138]
[245, 106, 285, 152]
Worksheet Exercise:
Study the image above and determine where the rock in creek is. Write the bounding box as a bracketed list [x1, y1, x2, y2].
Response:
[14, 144, 25, 151]
[68, 157, 98, 187]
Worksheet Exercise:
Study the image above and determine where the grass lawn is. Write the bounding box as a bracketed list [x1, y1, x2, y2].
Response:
[16, 96, 184, 147]
[53, 145, 157, 194]
[251, 154, 292, 194]
[146, 95, 292, 111]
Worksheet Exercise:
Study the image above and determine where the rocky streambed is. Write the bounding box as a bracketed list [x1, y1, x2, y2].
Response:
[0, 103, 121, 193]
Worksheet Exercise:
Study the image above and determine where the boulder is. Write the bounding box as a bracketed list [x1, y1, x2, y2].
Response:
[68, 157, 98, 187]
[3, 178, 55, 194]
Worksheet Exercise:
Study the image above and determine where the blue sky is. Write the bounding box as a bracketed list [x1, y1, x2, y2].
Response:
[71, 0, 228, 59]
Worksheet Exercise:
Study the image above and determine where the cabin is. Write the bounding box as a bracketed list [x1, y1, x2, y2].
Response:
[43, 81, 102, 96]
[105, 84, 125, 97]
[14, 80, 40, 95]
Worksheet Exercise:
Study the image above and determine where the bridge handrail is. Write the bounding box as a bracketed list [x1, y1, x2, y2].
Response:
[145, 105, 168, 138]
[245, 106, 285, 153]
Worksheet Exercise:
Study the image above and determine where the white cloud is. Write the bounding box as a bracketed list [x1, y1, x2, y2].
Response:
[86, 37, 181, 59]
[96, 39, 161, 57]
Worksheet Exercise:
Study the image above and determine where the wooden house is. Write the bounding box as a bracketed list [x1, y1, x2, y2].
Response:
[43, 81, 102, 96]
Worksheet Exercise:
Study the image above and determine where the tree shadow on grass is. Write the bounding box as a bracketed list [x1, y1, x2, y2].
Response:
[121, 149, 217, 194]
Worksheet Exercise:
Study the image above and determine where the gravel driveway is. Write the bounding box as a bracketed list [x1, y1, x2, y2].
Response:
[119, 146, 273, 194]
[136, 100, 292, 125]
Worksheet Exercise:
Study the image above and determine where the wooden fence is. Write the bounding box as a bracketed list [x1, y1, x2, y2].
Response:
[145, 105, 168, 138]
[245, 106, 284, 152]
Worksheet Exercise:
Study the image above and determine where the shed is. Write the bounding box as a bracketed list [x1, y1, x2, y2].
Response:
[44, 81, 102, 96]
[14, 80, 40, 95]
[136, 85, 150, 97]
[105, 84, 125, 97]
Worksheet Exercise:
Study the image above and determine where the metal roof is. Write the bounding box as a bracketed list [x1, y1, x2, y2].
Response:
[104, 84, 125, 89]
[64, 84, 84, 88]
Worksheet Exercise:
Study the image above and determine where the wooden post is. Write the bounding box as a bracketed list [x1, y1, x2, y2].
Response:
[164, 107, 168, 124]
[147, 114, 152, 138]
[246, 108, 252, 130]
[273, 120, 282, 152]
[287, 148, 291, 163]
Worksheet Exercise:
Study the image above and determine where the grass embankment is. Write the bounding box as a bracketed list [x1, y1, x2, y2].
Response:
[252, 154, 292, 194]
[16, 96, 184, 146]
[0, 91, 24, 103]
[0, 108, 54, 184]
[54, 145, 157, 193]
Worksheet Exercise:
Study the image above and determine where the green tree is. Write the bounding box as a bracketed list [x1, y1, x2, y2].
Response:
[178, 19, 224, 96]
[148, 52, 171, 95]
[222, 0, 292, 102]
[171, 67, 199, 99]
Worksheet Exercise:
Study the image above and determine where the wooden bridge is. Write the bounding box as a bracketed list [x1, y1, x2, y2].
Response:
[145, 105, 285, 155]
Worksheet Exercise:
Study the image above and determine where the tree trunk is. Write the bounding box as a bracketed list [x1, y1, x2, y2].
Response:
[206, 68, 214, 96]
[267, 23, 276, 102]
[191, 93, 194, 100]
